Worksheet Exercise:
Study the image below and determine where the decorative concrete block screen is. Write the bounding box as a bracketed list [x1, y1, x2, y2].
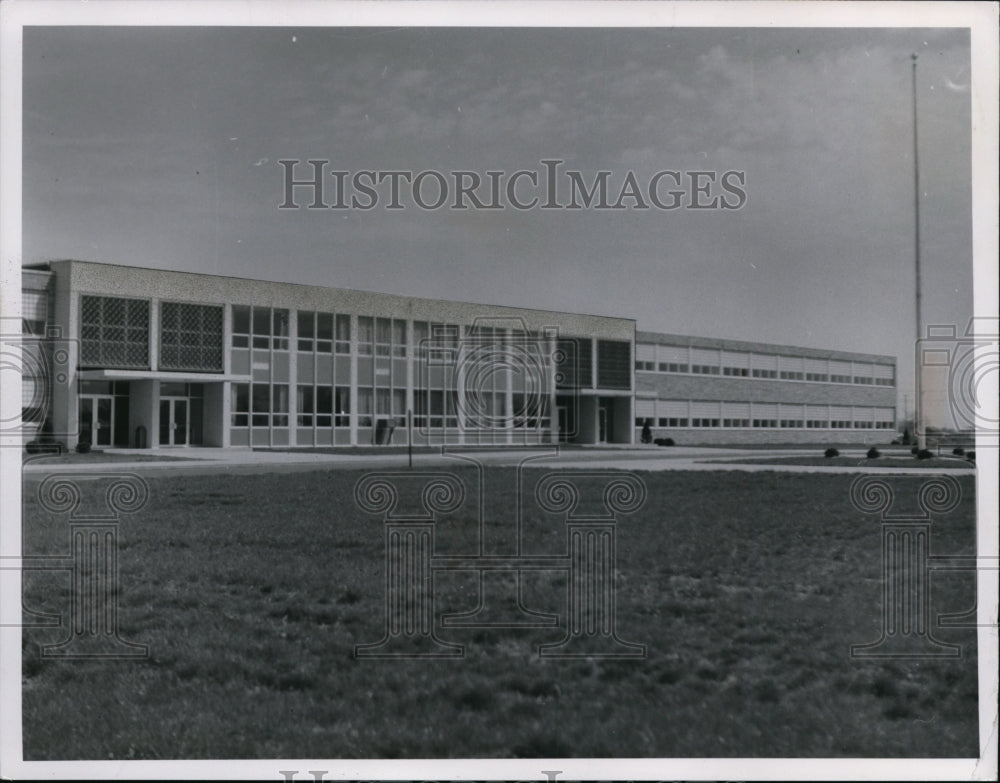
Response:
[159, 302, 224, 372]
[80, 295, 149, 369]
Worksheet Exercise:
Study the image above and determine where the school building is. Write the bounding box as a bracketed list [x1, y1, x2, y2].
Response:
[19, 260, 897, 449]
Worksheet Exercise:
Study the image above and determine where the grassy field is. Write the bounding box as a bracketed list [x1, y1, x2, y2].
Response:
[21, 468, 978, 759]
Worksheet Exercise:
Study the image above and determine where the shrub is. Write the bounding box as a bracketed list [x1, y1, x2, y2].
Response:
[25, 439, 65, 455]
[75, 440, 91, 454]
[654, 438, 675, 447]
[952, 447, 965, 456]
[967, 451, 976, 462]
[866, 447, 881, 459]
[890, 439, 900, 445]
[911, 446, 919, 455]
[824, 448, 840, 458]
[916, 449, 933, 460]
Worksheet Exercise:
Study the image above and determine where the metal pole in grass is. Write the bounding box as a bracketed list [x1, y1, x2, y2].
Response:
[407, 409, 412, 468]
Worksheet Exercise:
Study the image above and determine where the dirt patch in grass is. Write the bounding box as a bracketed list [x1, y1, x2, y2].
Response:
[20, 468, 978, 759]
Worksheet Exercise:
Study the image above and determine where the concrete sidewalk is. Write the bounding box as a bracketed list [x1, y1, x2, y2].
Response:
[19, 445, 975, 477]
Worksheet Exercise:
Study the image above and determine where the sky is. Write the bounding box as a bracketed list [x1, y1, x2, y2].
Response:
[20, 24, 975, 423]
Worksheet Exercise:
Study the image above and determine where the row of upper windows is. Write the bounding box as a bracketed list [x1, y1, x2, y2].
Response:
[232, 306, 548, 362]
[636, 416, 896, 430]
[634, 359, 895, 386]
[636, 400, 896, 430]
[79, 295, 554, 370]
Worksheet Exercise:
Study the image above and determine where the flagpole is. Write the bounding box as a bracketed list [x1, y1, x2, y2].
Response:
[912, 53, 926, 451]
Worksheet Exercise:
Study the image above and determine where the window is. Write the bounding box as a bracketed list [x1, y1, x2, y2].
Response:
[80, 295, 150, 369]
[231, 383, 249, 427]
[317, 313, 334, 354]
[376, 387, 391, 416]
[245, 307, 289, 350]
[252, 308, 270, 349]
[659, 362, 689, 373]
[297, 312, 315, 352]
[752, 368, 777, 379]
[375, 318, 392, 357]
[272, 310, 289, 351]
[392, 388, 406, 425]
[272, 385, 289, 426]
[335, 387, 350, 427]
[358, 388, 373, 427]
[251, 384, 270, 426]
[597, 340, 631, 390]
[297, 385, 314, 426]
[413, 389, 428, 427]
[723, 367, 748, 377]
[392, 320, 407, 358]
[316, 386, 332, 427]
[806, 372, 829, 382]
[160, 302, 223, 372]
[357, 317, 374, 356]
[232, 305, 250, 348]
[430, 389, 444, 428]
[335, 315, 351, 354]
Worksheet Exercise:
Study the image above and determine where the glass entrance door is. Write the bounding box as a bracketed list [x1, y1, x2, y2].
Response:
[159, 398, 189, 446]
[79, 395, 114, 446]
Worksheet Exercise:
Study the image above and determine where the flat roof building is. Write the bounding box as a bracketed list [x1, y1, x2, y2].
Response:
[634, 331, 897, 445]
[18, 260, 896, 450]
[20, 260, 637, 449]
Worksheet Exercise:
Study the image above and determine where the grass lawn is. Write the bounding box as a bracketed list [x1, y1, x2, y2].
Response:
[21, 468, 978, 759]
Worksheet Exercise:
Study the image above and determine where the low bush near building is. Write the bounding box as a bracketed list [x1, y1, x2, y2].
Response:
[824, 448, 839, 458]
[952, 447, 965, 456]
[967, 451, 976, 462]
[654, 437, 675, 447]
[75, 440, 91, 454]
[26, 440, 66, 456]
[866, 447, 880, 459]
[916, 449, 933, 460]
